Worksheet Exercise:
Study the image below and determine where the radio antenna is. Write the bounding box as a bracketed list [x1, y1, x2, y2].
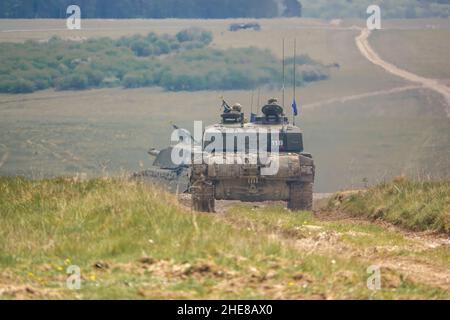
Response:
[250, 90, 254, 115]
[282, 38, 285, 109]
[293, 38, 297, 126]
[257, 87, 261, 109]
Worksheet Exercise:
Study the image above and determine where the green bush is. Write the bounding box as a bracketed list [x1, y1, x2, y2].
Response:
[0, 28, 330, 94]
[146, 32, 158, 43]
[0, 79, 35, 93]
[14, 79, 35, 93]
[55, 73, 89, 90]
[176, 27, 213, 45]
[24, 69, 54, 89]
[329, 179, 450, 234]
[122, 73, 146, 88]
[155, 39, 170, 55]
[130, 40, 152, 57]
[85, 69, 104, 87]
[122, 71, 154, 88]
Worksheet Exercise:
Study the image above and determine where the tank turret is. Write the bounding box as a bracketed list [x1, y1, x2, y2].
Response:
[133, 145, 191, 193]
[190, 97, 315, 212]
[220, 100, 244, 124]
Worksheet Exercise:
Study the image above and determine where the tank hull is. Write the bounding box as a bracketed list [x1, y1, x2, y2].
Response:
[191, 152, 314, 205]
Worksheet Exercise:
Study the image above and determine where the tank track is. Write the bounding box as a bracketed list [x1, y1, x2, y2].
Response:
[288, 182, 313, 211]
[191, 179, 215, 213]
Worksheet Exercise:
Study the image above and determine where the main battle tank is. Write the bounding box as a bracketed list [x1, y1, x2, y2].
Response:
[190, 99, 315, 212]
[132, 146, 191, 194]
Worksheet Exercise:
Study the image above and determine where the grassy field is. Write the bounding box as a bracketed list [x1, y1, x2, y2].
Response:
[0, 85, 448, 192]
[371, 28, 450, 79]
[0, 30, 331, 93]
[0, 177, 448, 299]
[329, 178, 450, 234]
[0, 18, 409, 97]
[0, 18, 449, 192]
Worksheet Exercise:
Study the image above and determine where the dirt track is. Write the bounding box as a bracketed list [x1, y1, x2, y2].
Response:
[178, 191, 450, 292]
[208, 197, 450, 292]
[356, 28, 450, 116]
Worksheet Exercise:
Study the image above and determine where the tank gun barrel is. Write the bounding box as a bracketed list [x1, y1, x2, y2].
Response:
[148, 148, 161, 157]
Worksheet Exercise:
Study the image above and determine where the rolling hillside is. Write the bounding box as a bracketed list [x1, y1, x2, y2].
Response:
[0, 177, 449, 299]
[1, 18, 449, 192]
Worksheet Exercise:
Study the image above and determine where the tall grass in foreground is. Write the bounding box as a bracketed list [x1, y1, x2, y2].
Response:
[0, 177, 447, 299]
[0, 177, 286, 267]
[329, 178, 450, 234]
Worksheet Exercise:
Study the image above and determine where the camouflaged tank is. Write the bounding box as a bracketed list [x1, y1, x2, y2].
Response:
[190, 99, 315, 212]
[132, 146, 191, 194]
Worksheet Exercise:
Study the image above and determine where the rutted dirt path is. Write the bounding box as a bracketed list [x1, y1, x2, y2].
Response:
[356, 28, 450, 116]
[190, 196, 450, 292]
[312, 209, 450, 291]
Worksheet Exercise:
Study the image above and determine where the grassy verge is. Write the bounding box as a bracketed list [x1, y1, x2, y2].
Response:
[328, 178, 450, 235]
[225, 203, 450, 295]
[0, 177, 448, 299]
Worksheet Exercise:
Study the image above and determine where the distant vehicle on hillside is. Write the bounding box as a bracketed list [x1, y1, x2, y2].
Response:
[228, 22, 261, 32]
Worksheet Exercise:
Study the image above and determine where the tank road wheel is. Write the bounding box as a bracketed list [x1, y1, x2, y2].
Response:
[191, 180, 215, 213]
[288, 182, 313, 211]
